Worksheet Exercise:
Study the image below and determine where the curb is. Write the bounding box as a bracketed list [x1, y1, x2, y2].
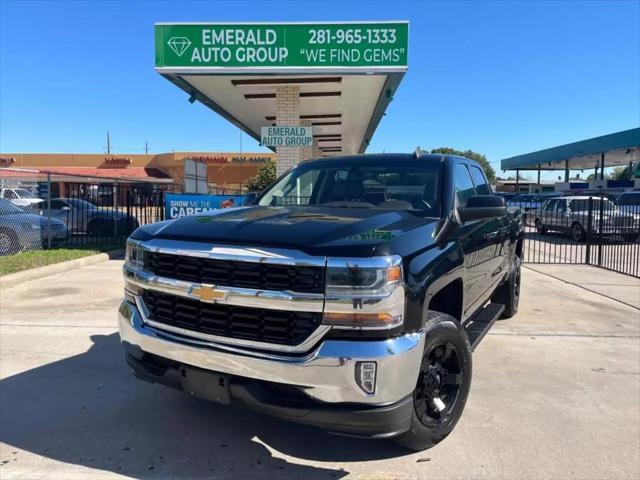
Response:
[0, 249, 124, 289]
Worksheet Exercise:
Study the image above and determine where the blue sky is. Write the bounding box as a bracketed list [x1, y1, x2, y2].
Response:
[1, 0, 638, 179]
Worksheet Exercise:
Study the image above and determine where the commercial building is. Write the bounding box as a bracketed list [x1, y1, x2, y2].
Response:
[0, 152, 275, 196]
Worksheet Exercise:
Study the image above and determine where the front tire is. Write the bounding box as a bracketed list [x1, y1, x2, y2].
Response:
[535, 219, 547, 235]
[393, 311, 472, 451]
[0, 229, 20, 256]
[571, 222, 586, 242]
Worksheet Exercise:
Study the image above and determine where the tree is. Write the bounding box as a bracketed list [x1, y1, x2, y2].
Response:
[586, 172, 611, 181]
[245, 161, 277, 192]
[430, 147, 496, 183]
[611, 165, 633, 181]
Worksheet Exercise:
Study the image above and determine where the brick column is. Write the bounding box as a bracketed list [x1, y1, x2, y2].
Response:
[275, 86, 301, 175]
[312, 138, 321, 160]
[299, 119, 313, 162]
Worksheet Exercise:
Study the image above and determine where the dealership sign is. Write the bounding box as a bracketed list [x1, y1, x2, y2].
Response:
[261, 126, 312, 147]
[155, 22, 408, 69]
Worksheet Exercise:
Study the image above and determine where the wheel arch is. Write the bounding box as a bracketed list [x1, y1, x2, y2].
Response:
[426, 278, 464, 323]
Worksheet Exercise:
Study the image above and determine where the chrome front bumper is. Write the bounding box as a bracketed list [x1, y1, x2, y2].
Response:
[118, 299, 425, 405]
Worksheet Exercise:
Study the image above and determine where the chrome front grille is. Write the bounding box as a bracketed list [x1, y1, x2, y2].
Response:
[142, 290, 323, 346]
[145, 251, 325, 294]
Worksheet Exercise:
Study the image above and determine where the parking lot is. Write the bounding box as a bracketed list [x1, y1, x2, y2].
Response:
[0, 260, 639, 479]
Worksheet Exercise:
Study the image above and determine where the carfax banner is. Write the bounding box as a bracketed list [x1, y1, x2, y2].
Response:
[165, 193, 246, 220]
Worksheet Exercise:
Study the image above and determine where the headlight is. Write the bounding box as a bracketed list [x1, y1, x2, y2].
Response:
[125, 241, 145, 270]
[323, 256, 405, 330]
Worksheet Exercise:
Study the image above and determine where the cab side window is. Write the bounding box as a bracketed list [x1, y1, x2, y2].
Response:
[544, 199, 557, 211]
[469, 165, 491, 195]
[557, 200, 567, 213]
[454, 164, 476, 207]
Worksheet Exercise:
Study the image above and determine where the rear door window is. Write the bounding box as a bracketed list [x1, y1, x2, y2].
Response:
[469, 166, 492, 195]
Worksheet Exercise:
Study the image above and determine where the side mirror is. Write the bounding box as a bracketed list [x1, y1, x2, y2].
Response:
[458, 195, 507, 223]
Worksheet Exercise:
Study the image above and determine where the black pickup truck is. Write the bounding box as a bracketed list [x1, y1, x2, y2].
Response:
[119, 153, 524, 450]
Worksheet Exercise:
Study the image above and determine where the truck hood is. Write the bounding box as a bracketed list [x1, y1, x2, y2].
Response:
[133, 206, 439, 256]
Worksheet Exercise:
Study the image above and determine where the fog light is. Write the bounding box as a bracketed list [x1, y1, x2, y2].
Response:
[355, 361, 377, 394]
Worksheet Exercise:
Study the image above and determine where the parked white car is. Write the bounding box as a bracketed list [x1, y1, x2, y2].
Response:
[0, 187, 44, 210]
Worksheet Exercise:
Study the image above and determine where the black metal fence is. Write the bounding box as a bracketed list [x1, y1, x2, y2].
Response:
[518, 195, 640, 277]
[1, 171, 167, 256]
[55, 182, 165, 248]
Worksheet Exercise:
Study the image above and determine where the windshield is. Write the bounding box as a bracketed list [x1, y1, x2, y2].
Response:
[0, 198, 26, 215]
[14, 189, 34, 198]
[66, 199, 98, 210]
[258, 159, 442, 216]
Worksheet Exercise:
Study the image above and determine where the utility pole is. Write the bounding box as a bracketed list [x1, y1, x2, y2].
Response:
[104, 132, 112, 154]
[144, 141, 150, 154]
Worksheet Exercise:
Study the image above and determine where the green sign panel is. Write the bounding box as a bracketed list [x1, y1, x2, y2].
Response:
[261, 126, 313, 147]
[155, 22, 408, 69]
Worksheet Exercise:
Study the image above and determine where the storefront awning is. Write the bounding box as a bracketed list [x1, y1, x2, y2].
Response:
[501, 128, 640, 171]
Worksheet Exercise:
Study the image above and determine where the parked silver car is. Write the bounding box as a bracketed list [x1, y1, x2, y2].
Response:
[534, 196, 639, 242]
[0, 199, 68, 255]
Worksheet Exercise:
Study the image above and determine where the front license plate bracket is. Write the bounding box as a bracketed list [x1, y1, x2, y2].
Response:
[180, 366, 231, 405]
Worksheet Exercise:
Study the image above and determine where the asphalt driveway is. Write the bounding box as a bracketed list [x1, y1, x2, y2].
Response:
[0, 260, 638, 479]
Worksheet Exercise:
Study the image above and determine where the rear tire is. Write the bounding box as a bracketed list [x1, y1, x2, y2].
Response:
[491, 262, 521, 319]
[393, 311, 472, 451]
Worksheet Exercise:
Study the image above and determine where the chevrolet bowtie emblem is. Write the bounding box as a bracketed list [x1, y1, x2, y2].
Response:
[189, 285, 228, 302]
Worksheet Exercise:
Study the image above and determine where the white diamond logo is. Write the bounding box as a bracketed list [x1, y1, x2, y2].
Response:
[167, 37, 192, 57]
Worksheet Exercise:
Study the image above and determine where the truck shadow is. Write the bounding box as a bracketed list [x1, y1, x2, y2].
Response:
[0, 333, 409, 479]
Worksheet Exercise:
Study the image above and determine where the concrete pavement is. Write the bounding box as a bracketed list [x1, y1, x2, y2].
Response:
[0, 260, 639, 479]
[525, 264, 640, 309]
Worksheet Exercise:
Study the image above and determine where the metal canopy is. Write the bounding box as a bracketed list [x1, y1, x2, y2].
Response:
[500, 128, 640, 171]
[155, 22, 408, 156]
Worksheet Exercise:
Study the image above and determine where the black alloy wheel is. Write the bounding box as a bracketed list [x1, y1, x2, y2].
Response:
[393, 311, 472, 451]
[414, 341, 464, 427]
